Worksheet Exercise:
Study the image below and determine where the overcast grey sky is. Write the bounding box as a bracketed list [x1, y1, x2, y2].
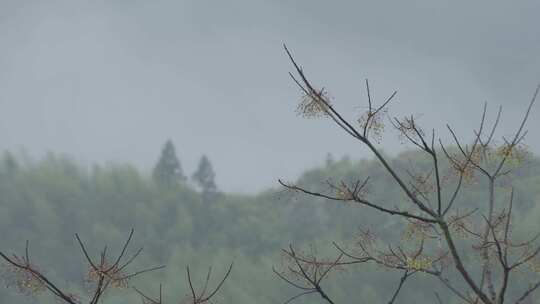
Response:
[0, 0, 539, 193]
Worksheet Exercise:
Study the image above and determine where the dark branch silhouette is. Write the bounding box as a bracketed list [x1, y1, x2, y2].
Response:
[0, 229, 164, 304]
[279, 44, 540, 304]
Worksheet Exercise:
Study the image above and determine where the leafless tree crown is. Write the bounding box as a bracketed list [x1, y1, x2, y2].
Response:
[277, 44, 540, 304]
[1, 229, 233, 304]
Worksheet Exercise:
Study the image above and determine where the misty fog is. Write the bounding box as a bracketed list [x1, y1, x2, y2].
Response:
[1, 1, 540, 304]
[1, 0, 538, 193]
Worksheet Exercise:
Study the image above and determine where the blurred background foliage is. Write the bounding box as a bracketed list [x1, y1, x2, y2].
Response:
[0, 146, 539, 303]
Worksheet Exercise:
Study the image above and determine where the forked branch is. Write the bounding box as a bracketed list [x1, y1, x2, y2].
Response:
[0, 229, 164, 304]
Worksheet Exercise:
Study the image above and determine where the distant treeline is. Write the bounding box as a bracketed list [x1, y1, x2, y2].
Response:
[1, 147, 539, 304]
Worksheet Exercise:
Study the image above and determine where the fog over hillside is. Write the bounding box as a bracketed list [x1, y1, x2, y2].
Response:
[1, 0, 539, 193]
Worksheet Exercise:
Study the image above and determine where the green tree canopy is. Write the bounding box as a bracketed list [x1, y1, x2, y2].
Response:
[152, 140, 186, 187]
[192, 155, 218, 202]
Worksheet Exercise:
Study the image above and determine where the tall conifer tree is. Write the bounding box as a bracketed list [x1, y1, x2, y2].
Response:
[152, 140, 186, 187]
[192, 155, 218, 202]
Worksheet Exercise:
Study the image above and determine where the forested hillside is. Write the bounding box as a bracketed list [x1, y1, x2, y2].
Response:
[1, 150, 539, 303]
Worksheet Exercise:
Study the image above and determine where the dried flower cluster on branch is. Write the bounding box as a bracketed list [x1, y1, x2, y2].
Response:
[277, 44, 540, 304]
[0, 229, 232, 304]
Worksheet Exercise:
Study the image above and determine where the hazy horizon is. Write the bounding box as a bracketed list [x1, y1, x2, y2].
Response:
[1, 0, 539, 193]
